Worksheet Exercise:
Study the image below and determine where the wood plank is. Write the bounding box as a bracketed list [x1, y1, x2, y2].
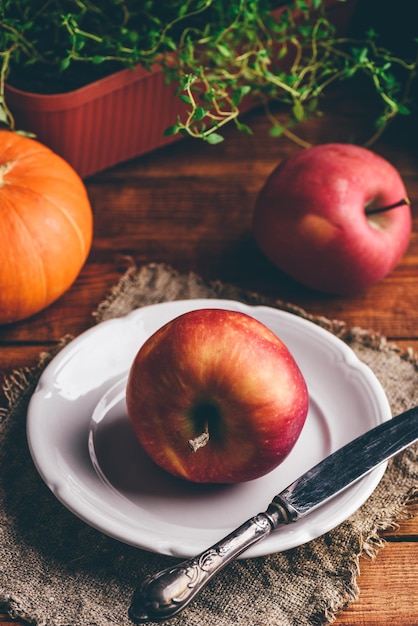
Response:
[2, 257, 418, 347]
[0, 262, 122, 344]
[334, 542, 418, 625]
[384, 516, 418, 538]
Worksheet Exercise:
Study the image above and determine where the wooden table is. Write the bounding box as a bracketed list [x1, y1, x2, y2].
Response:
[1, 86, 417, 625]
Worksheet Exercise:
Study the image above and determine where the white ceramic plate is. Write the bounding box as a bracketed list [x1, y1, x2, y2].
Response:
[27, 299, 391, 559]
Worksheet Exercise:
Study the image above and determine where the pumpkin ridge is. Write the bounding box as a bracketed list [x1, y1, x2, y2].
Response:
[6, 185, 90, 263]
[45, 196, 92, 260]
[2, 180, 92, 262]
[0, 193, 48, 313]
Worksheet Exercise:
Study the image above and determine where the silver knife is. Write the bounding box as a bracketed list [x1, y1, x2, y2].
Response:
[129, 406, 418, 623]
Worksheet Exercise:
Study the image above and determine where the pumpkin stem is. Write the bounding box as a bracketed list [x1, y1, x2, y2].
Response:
[0, 161, 14, 186]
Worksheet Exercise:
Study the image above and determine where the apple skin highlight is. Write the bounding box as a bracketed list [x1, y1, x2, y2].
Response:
[253, 143, 412, 295]
[126, 308, 309, 484]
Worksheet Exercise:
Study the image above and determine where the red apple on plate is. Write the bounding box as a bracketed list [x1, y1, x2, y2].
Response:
[253, 143, 412, 295]
[126, 308, 309, 483]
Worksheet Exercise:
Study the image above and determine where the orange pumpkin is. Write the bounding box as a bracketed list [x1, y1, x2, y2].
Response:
[0, 130, 93, 324]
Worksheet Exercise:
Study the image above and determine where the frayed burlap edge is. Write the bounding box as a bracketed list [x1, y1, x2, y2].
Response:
[0, 336, 73, 421]
[95, 262, 418, 364]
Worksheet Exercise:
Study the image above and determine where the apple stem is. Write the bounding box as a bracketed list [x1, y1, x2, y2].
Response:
[188, 424, 209, 452]
[366, 197, 410, 216]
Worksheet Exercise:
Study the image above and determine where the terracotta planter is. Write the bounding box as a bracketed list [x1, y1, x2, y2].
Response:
[5, 64, 189, 178]
[5, 0, 357, 179]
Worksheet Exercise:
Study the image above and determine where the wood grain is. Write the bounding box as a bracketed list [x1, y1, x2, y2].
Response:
[334, 540, 418, 625]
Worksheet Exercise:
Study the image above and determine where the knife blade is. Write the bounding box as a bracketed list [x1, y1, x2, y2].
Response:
[129, 406, 418, 623]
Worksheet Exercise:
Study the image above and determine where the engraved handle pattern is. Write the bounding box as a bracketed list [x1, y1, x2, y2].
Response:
[129, 512, 274, 623]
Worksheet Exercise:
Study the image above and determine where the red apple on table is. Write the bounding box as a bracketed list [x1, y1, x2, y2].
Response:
[253, 143, 412, 295]
[126, 308, 308, 484]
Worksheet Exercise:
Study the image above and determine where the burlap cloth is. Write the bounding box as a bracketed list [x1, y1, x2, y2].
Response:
[1, 263, 418, 626]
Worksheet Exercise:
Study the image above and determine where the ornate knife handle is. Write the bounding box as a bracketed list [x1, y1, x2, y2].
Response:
[129, 499, 294, 623]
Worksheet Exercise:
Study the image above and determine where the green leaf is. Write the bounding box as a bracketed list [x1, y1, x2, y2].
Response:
[206, 132, 224, 144]
[217, 44, 232, 58]
[366, 28, 378, 40]
[269, 125, 284, 137]
[15, 129, 37, 138]
[165, 39, 178, 52]
[298, 25, 312, 37]
[352, 47, 369, 64]
[296, 0, 310, 12]
[231, 85, 251, 105]
[292, 100, 305, 122]
[163, 124, 181, 136]
[178, 3, 189, 17]
[306, 97, 319, 114]
[398, 104, 411, 115]
[75, 38, 85, 52]
[276, 45, 289, 60]
[235, 120, 253, 135]
[60, 57, 71, 71]
[192, 106, 207, 121]
[180, 74, 197, 89]
[0, 105, 9, 124]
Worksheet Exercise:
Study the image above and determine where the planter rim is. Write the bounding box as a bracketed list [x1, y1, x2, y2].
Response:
[5, 63, 162, 112]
